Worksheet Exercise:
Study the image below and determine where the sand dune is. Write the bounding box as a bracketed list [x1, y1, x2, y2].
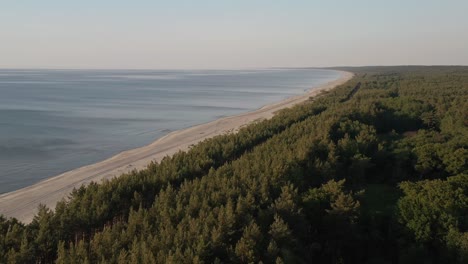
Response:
[0, 71, 353, 223]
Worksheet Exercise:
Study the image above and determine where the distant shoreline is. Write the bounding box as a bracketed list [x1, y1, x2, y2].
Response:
[0, 70, 353, 223]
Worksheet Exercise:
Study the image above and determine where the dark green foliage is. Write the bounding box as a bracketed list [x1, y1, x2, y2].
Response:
[0, 66, 467, 263]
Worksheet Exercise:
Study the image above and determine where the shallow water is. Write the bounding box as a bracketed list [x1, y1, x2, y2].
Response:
[0, 68, 341, 193]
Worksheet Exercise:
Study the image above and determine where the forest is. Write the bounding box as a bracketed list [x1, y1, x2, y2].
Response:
[1, 66, 467, 263]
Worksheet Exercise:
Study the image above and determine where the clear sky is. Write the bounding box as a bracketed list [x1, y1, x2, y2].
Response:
[1, 0, 467, 69]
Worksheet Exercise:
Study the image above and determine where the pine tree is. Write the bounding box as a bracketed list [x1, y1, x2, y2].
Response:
[235, 221, 263, 263]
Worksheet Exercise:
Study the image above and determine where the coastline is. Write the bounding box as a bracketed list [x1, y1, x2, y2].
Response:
[0, 70, 353, 223]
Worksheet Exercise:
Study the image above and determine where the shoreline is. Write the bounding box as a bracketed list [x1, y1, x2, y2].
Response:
[0, 70, 353, 223]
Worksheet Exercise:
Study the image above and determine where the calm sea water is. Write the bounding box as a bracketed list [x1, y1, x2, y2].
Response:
[0, 69, 341, 193]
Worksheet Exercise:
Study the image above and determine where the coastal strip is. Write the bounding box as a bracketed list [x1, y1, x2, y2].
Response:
[0, 71, 353, 223]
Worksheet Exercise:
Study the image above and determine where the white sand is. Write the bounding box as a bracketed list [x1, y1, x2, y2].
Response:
[0, 71, 353, 223]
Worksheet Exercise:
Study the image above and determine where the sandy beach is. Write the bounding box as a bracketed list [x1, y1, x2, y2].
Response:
[0, 71, 353, 223]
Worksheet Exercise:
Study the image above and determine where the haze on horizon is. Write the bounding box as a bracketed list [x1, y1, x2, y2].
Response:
[1, 0, 468, 69]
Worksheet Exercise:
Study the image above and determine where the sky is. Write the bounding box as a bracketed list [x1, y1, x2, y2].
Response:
[1, 0, 468, 69]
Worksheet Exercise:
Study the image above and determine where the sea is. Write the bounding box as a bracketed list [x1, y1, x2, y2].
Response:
[0, 68, 341, 194]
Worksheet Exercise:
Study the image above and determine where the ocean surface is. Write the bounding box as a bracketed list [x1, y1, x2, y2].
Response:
[0, 69, 341, 194]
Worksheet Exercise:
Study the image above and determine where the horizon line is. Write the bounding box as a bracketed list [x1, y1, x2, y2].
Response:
[0, 64, 467, 71]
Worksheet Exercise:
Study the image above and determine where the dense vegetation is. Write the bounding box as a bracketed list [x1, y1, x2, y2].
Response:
[1, 66, 467, 263]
